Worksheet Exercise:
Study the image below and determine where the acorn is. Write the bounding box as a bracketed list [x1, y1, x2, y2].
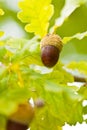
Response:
[6, 103, 34, 130]
[6, 120, 28, 130]
[40, 34, 63, 67]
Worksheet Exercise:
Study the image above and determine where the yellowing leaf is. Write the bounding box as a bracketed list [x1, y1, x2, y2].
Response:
[0, 31, 4, 37]
[0, 9, 4, 16]
[8, 63, 24, 87]
[0, 41, 4, 46]
[17, 0, 54, 38]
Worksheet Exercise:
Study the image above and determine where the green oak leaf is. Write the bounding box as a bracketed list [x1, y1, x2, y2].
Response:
[43, 82, 83, 125]
[30, 106, 62, 130]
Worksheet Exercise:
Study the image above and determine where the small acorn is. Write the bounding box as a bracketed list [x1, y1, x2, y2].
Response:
[6, 120, 28, 130]
[40, 34, 63, 67]
[6, 103, 34, 130]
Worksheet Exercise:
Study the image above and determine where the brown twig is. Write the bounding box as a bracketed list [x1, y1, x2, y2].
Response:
[74, 75, 87, 83]
[64, 68, 87, 83]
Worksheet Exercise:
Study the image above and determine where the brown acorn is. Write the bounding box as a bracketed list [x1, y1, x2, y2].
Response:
[6, 103, 34, 130]
[40, 34, 63, 67]
[6, 120, 28, 130]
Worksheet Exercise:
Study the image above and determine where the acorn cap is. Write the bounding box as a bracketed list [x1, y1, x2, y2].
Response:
[40, 34, 63, 52]
[9, 103, 34, 125]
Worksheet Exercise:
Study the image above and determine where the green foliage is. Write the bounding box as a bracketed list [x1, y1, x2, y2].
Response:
[0, 115, 6, 130]
[66, 61, 87, 76]
[0, 37, 85, 129]
[30, 106, 62, 130]
[43, 83, 83, 125]
[0, 0, 87, 130]
[78, 85, 87, 100]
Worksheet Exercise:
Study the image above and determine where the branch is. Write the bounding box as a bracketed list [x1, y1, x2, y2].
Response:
[6, 120, 28, 130]
[64, 68, 87, 83]
[74, 75, 87, 83]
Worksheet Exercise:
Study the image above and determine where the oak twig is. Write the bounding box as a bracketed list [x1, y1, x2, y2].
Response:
[74, 75, 87, 83]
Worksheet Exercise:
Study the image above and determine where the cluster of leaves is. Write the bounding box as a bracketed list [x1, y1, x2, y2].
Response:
[0, 36, 87, 130]
[0, 0, 87, 130]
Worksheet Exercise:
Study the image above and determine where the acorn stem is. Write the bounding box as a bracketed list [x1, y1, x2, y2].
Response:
[6, 119, 28, 130]
[51, 25, 59, 34]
